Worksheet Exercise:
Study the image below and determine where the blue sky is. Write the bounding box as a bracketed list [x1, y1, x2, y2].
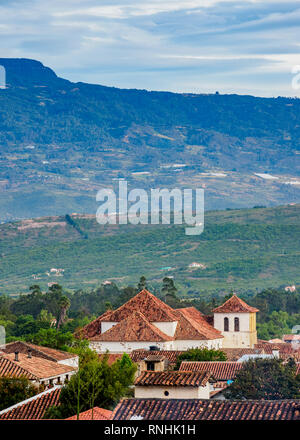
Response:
[1, 0, 300, 96]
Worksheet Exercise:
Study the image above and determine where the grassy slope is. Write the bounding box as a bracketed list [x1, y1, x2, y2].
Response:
[0, 204, 299, 296]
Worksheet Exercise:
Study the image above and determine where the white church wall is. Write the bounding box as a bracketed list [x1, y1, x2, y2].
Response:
[174, 338, 223, 350]
[151, 321, 178, 337]
[89, 340, 174, 354]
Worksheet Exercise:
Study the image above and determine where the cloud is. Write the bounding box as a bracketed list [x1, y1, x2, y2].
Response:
[0, 0, 299, 96]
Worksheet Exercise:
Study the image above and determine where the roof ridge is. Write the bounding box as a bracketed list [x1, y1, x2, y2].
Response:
[0, 385, 62, 415]
[212, 295, 259, 313]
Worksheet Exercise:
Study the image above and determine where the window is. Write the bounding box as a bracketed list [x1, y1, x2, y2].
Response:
[164, 391, 169, 396]
[234, 317, 240, 332]
[146, 362, 155, 371]
[224, 317, 229, 331]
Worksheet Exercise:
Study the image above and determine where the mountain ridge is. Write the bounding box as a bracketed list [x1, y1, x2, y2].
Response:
[0, 58, 299, 221]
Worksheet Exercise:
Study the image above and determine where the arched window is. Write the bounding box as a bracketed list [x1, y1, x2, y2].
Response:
[224, 317, 229, 331]
[234, 317, 240, 332]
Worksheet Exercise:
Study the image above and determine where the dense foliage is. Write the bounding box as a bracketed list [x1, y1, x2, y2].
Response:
[225, 358, 300, 400]
[44, 351, 136, 419]
[0, 377, 41, 411]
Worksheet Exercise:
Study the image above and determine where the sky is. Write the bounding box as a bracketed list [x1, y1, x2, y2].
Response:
[1, 0, 300, 96]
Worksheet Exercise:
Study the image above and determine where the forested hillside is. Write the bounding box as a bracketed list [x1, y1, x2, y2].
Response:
[0, 204, 299, 295]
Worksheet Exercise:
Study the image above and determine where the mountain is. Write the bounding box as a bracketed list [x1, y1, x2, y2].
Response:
[0, 204, 299, 296]
[0, 58, 299, 221]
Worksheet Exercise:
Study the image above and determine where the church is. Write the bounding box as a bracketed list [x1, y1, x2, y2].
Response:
[82, 289, 259, 353]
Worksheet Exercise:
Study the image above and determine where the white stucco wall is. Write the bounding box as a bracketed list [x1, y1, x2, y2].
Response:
[152, 321, 178, 337]
[213, 313, 257, 348]
[174, 338, 223, 351]
[89, 340, 174, 353]
[101, 322, 118, 333]
[58, 357, 79, 369]
[134, 383, 210, 399]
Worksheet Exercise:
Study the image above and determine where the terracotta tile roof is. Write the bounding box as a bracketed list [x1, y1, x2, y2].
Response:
[66, 407, 112, 420]
[179, 361, 244, 380]
[90, 311, 173, 342]
[77, 310, 113, 339]
[112, 398, 300, 420]
[131, 350, 185, 365]
[0, 355, 38, 380]
[175, 308, 223, 340]
[135, 371, 212, 387]
[283, 334, 300, 341]
[0, 386, 61, 420]
[143, 354, 166, 362]
[221, 348, 264, 361]
[255, 340, 295, 355]
[212, 295, 259, 313]
[101, 289, 179, 323]
[2, 341, 77, 362]
[3, 353, 75, 380]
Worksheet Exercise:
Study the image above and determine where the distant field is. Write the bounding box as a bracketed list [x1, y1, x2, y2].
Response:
[0, 204, 299, 297]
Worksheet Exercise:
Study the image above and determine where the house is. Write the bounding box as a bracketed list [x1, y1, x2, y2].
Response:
[112, 398, 300, 420]
[179, 361, 244, 399]
[0, 351, 76, 387]
[85, 289, 223, 353]
[1, 341, 79, 368]
[0, 386, 61, 420]
[66, 407, 113, 420]
[134, 371, 213, 399]
[213, 294, 259, 348]
[283, 334, 300, 348]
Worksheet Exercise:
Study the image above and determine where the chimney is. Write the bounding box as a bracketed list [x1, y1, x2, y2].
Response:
[27, 349, 32, 359]
[272, 349, 279, 359]
[14, 351, 19, 362]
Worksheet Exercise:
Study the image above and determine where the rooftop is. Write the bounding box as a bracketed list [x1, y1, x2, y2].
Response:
[66, 407, 112, 420]
[2, 352, 76, 380]
[112, 398, 300, 420]
[212, 294, 259, 314]
[175, 308, 223, 340]
[101, 289, 179, 323]
[0, 355, 37, 380]
[90, 311, 173, 342]
[0, 386, 61, 420]
[1, 341, 77, 362]
[135, 371, 212, 387]
[179, 361, 244, 380]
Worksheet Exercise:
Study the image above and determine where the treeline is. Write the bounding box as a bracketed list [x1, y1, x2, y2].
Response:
[0, 278, 299, 347]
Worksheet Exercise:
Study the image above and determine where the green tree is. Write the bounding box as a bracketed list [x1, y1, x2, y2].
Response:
[138, 276, 147, 291]
[44, 353, 136, 419]
[225, 358, 300, 400]
[0, 377, 40, 410]
[175, 348, 227, 369]
[57, 296, 71, 330]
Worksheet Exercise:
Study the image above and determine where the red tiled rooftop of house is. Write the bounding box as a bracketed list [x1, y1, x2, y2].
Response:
[179, 361, 244, 380]
[2, 341, 77, 362]
[212, 294, 259, 313]
[0, 355, 37, 380]
[3, 352, 75, 380]
[175, 308, 223, 340]
[0, 386, 61, 420]
[112, 398, 300, 420]
[90, 311, 173, 342]
[134, 371, 212, 387]
[221, 347, 264, 361]
[101, 289, 179, 323]
[66, 407, 112, 420]
[130, 350, 185, 364]
[76, 310, 112, 339]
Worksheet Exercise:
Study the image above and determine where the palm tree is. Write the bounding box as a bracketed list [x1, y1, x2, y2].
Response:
[57, 296, 71, 329]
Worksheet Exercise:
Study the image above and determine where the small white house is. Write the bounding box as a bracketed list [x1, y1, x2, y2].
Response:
[134, 371, 212, 400]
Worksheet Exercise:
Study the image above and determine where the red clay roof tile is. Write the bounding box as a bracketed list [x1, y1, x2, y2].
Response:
[135, 371, 212, 387]
[90, 311, 173, 342]
[179, 361, 244, 380]
[112, 398, 300, 420]
[66, 407, 112, 420]
[212, 295, 259, 313]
